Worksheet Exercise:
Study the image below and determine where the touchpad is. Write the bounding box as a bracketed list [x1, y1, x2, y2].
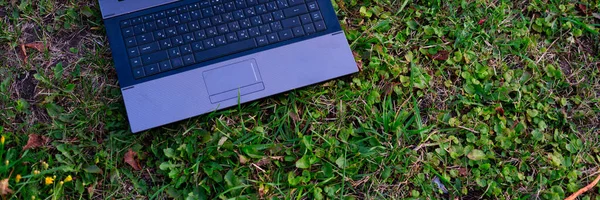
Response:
[202, 59, 264, 103]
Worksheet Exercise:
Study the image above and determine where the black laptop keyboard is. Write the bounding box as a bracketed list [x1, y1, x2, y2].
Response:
[120, 0, 327, 79]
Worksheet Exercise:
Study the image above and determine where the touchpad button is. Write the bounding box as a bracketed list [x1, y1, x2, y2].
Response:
[202, 59, 264, 103]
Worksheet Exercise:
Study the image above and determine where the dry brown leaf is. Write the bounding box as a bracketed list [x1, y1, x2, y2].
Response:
[19, 44, 27, 64]
[23, 134, 50, 150]
[565, 171, 600, 200]
[593, 13, 600, 20]
[24, 41, 46, 52]
[495, 106, 505, 116]
[289, 111, 300, 123]
[124, 149, 142, 170]
[255, 158, 271, 167]
[428, 50, 449, 61]
[577, 4, 590, 15]
[457, 167, 469, 177]
[0, 179, 13, 197]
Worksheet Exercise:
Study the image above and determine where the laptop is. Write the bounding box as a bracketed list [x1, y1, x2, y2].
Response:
[98, 0, 358, 133]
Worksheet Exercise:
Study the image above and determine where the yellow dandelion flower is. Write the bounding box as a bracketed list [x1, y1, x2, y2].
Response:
[16, 174, 21, 183]
[64, 175, 73, 182]
[44, 176, 54, 185]
[59, 181, 64, 185]
[1, 135, 5, 145]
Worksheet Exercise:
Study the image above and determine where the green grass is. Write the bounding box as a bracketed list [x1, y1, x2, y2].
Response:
[1, 0, 599, 199]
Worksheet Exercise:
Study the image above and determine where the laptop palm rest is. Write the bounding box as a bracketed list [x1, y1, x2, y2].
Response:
[202, 59, 265, 103]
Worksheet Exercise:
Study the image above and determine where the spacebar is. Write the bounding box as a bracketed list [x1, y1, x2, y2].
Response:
[194, 39, 258, 63]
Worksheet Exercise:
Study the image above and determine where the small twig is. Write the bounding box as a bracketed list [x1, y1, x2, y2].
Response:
[565, 170, 600, 200]
[457, 125, 480, 134]
[251, 163, 266, 173]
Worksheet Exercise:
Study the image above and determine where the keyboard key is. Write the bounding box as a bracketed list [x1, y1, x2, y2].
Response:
[131, 57, 143, 68]
[200, 0, 211, 7]
[310, 11, 322, 21]
[245, 7, 256, 16]
[314, 20, 326, 31]
[139, 42, 160, 54]
[160, 38, 173, 48]
[237, 30, 250, 39]
[192, 41, 205, 51]
[128, 47, 140, 57]
[168, 16, 181, 25]
[189, 3, 201, 10]
[136, 32, 154, 44]
[183, 54, 196, 65]
[229, 21, 241, 31]
[215, 36, 227, 46]
[202, 7, 214, 17]
[256, 5, 267, 14]
[172, 57, 184, 68]
[166, 27, 178, 37]
[159, 60, 173, 71]
[195, 30, 207, 40]
[259, 24, 272, 34]
[211, 0, 223, 4]
[172, 36, 185, 46]
[123, 27, 134, 37]
[144, 64, 160, 75]
[292, 26, 305, 36]
[288, 0, 304, 6]
[251, 16, 263, 26]
[279, 29, 293, 40]
[270, 21, 283, 31]
[204, 38, 216, 48]
[262, 13, 274, 23]
[211, 15, 223, 25]
[235, 0, 247, 9]
[191, 10, 203, 20]
[282, 17, 301, 28]
[133, 24, 146, 34]
[168, 47, 182, 57]
[223, 13, 234, 22]
[177, 6, 189, 13]
[240, 19, 252, 28]
[154, 11, 167, 19]
[218, 24, 230, 34]
[249, 27, 261, 37]
[206, 27, 218, 37]
[143, 15, 155, 22]
[121, 20, 132, 28]
[284, 4, 308, 17]
[180, 13, 192, 23]
[142, 51, 169, 65]
[166, 8, 178, 16]
[226, 32, 239, 42]
[273, 10, 285, 20]
[125, 37, 137, 47]
[189, 21, 201, 31]
[304, 23, 315, 34]
[194, 39, 257, 62]
[276, 0, 289, 8]
[200, 18, 212, 28]
[233, 10, 245, 20]
[300, 14, 312, 24]
[157, 18, 169, 28]
[256, 36, 268, 46]
[131, 17, 143, 25]
[266, 2, 278, 11]
[224, 1, 236, 11]
[133, 67, 145, 79]
[213, 4, 226, 14]
[154, 30, 167, 39]
[247, 0, 258, 6]
[258, 0, 269, 3]
[183, 33, 196, 43]
[307, 1, 319, 11]
[267, 33, 279, 43]
[180, 44, 193, 55]
[178, 24, 189, 33]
